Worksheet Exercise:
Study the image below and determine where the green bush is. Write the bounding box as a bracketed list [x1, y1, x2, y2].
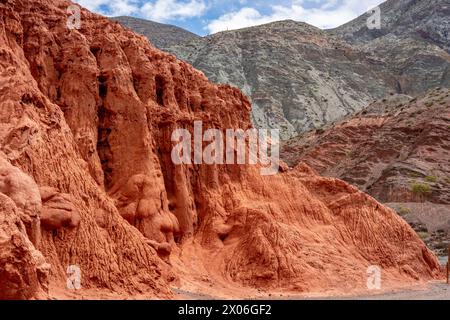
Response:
[397, 207, 411, 216]
[425, 175, 438, 183]
[410, 182, 431, 195]
[417, 232, 430, 240]
[408, 171, 421, 178]
[346, 150, 355, 157]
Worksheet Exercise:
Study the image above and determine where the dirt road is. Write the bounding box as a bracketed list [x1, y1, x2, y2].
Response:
[172, 279, 450, 300]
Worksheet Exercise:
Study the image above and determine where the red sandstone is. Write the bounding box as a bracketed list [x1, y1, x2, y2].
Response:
[0, 0, 441, 299]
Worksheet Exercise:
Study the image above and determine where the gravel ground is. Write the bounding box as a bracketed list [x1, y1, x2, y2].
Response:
[341, 282, 450, 300]
[172, 258, 450, 300]
[173, 282, 450, 301]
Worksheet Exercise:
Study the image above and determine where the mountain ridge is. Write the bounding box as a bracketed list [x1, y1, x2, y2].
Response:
[111, 16, 200, 49]
[167, 19, 397, 139]
[159, 0, 449, 139]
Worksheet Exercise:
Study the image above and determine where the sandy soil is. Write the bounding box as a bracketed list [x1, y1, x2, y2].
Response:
[341, 282, 450, 300]
[170, 281, 450, 300]
[170, 257, 450, 300]
[47, 253, 449, 301]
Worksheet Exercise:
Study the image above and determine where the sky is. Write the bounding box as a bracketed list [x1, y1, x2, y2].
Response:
[74, 0, 386, 36]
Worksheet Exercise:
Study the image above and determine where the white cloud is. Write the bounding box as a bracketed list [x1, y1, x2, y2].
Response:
[140, 0, 207, 22]
[206, 0, 384, 34]
[75, 0, 140, 16]
[74, 0, 207, 20]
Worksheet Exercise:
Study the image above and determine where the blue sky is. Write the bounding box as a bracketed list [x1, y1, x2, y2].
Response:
[74, 0, 385, 36]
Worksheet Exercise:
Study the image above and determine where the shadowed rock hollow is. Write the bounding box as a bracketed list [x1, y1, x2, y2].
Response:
[0, 0, 441, 299]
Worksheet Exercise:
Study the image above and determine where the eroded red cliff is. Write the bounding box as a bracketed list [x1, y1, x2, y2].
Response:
[0, 0, 441, 299]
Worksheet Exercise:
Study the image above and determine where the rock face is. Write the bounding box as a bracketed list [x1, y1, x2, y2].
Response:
[167, 20, 395, 139]
[0, 157, 42, 246]
[0, 159, 49, 300]
[334, 0, 450, 53]
[282, 88, 450, 204]
[0, 192, 49, 300]
[111, 16, 200, 49]
[0, 0, 441, 299]
[39, 187, 81, 230]
[332, 0, 450, 96]
[1, 0, 176, 299]
[161, 0, 450, 140]
[281, 89, 450, 255]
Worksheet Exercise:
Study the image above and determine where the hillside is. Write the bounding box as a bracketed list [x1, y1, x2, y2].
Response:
[282, 88, 450, 203]
[333, 0, 450, 52]
[332, 0, 450, 95]
[112, 16, 200, 49]
[281, 88, 450, 254]
[168, 20, 395, 139]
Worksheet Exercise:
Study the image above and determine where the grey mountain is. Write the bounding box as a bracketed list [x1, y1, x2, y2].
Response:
[116, 0, 450, 139]
[111, 16, 200, 49]
[333, 0, 450, 52]
[167, 20, 395, 139]
[332, 0, 450, 95]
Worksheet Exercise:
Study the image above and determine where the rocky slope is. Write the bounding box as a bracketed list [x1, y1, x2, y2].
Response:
[332, 0, 450, 96]
[111, 16, 200, 49]
[333, 0, 450, 53]
[0, 0, 441, 299]
[282, 88, 450, 204]
[281, 88, 450, 254]
[161, 0, 450, 140]
[168, 20, 395, 139]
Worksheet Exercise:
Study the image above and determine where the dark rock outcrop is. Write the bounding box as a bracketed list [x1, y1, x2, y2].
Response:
[159, 0, 449, 139]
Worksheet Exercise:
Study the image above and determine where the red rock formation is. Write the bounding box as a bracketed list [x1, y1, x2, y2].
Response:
[0, 159, 50, 299]
[39, 187, 81, 230]
[281, 90, 450, 204]
[0, 0, 441, 299]
[281, 90, 450, 260]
